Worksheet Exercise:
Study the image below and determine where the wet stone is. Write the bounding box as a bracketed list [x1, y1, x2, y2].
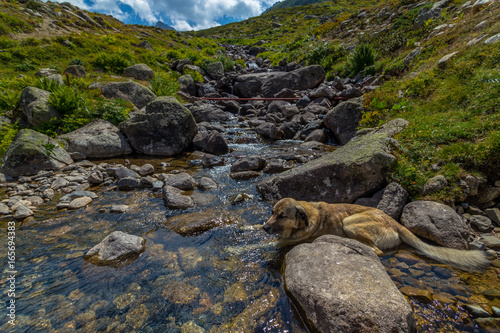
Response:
[198, 177, 217, 190]
[162, 185, 194, 210]
[482, 289, 500, 300]
[481, 235, 500, 249]
[399, 286, 433, 303]
[475, 318, 500, 330]
[224, 281, 247, 303]
[139, 164, 154, 176]
[463, 304, 491, 318]
[178, 247, 203, 271]
[110, 205, 129, 213]
[68, 197, 93, 210]
[113, 293, 136, 310]
[181, 321, 205, 333]
[433, 267, 453, 279]
[0, 203, 10, 215]
[230, 171, 260, 180]
[162, 281, 200, 305]
[117, 177, 141, 190]
[14, 205, 34, 220]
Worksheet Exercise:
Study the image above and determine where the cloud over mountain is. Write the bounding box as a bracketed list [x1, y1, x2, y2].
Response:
[48, 0, 279, 30]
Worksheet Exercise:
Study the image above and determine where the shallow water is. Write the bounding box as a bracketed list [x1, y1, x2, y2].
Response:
[1, 118, 500, 332]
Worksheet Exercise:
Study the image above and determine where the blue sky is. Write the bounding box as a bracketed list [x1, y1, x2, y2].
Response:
[46, 0, 280, 31]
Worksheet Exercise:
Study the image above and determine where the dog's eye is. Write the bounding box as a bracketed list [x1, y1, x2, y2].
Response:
[279, 213, 285, 218]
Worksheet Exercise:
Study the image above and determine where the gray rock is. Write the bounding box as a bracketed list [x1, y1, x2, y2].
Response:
[190, 103, 229, 123]
[88, 170, 104, 184]
[400, 201, 470, 250]
[377, 182, 409, 220]
[113, 166, 140, 180]
[162, 185, 194, 209]
[14, 205, 33, 220]
[178, 74, 197, 96]
[257, 119, 408, 203]
[60, 190, 98, 202]
[139, 164, 154, 176]
[323, 97, 364, 145]
[36, 68, 57, 77]
[231, 157, 266, 173]
[485, 208, 500, 225]
[124, 63, 155, 81]
[163, 173, 196, 191]
[438, 52, 459, 70]
[45, 74, 64, 85]
[138, 40, 153, 50]
[255, 122, 283, 140]
[117, 177, 141, 190]
[404, 47, 422, 67]
[423, 175, 448, 194]
[285, 235, 415, 333]
[51, 177, 69, 190]
[0, 203, 10, 215]
[305, 129, 328, 143]
[63, 65, 86, 78]
[101, 81, 156, 109]
[68, 197, 93, 209]
[119, 97, 197, 156]
[85, 231, 146, 266]
[57, 119, 132, 158]
[1, 129, 73, 177]
[261, 65, 326, 97]
[19, 87, 61, 127]
[484, 33, 500, 45]
[339, 87, 363, 99]
[197, 177, 217, 191]
[470, 215, 493, 232]
[193, 131, 229, 155]
[206, 61, 224, 79]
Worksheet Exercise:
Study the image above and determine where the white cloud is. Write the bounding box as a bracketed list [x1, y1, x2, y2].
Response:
[46, 0, 280, 30]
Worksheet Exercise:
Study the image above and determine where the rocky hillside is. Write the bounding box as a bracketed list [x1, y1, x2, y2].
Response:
[264, 0, 331, 13]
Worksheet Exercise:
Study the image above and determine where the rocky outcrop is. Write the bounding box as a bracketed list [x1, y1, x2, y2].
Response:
[400, 201, 471, 250]
[257, 119, 408, 203]
[84, 231, 146, 266]
[1, 129, 73, 177]
[19, 87, 61, 127]
[57, 119, 132, 158]
[119, 96, 197, 156]
[101, 81, 156, 109]
[63, 65, 86, 78]
[323, 97, 364, 145]
[285, 235, 415, 333]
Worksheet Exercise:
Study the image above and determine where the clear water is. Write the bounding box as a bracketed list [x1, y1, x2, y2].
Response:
[1, 119, 499, 332]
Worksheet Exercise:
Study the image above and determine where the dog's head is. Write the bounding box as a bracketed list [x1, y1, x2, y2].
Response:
[263, 198, 308, 238]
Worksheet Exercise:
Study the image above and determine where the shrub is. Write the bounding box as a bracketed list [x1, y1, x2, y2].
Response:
[34, 77, 62, 93]
[15, 61, 35, 72]
[346, 44, 378, 76]
[0, 90, 20, 113]
[0, 37, 18, 48]
[70, 58, 84, 66]
[0, 121, 18, 157]
[184, 68, 204, 83]
[48, 86, 82, 114]
[92, 52, 130, 74]
[91, 98, 131, 125]
[216, 55, 236, 71]
[149, 72, 179, 97]
[26, 0, 43, 11]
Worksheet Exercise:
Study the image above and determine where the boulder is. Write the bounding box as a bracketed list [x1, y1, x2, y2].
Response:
[119, 97, 197, 156]
[101, 81, 156, 109]
[19, 87, 61, 127]
[190, 103, 230, 123]
[206, 61, 224, 79]
[198, 177, 217, 190]
[261, 65, 326, 97]
[231, 156, 266, 173]
[57, 119, 132, 158]
[1, 129, 73, 177]
[63, 65, 86, 78]
[257, 119, 408, 203]
[178, 74, 197, 96]
[124, 63, 155, 81]
[400, 201, 471, 250]
[255, 122, 283, 140]
[68, 197, 93, 209]
[84, 231, 146, 266]
[165, 210, 242, 236]
[117, 177, 142, 190]
[193, 131, 229, 155]
[376, 182, 408, 220]
[423, 175, 448, 194]
[285, 235, 415, 333]
[323, 97, 364, 145]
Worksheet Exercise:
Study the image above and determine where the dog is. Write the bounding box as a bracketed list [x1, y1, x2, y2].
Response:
[263, 198, 489, 271]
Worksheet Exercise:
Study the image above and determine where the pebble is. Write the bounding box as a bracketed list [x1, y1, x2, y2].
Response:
[0, 203, 10, 215]
[481, 236, 500, 249]
[399, 285, 433, 303]
[14, 205, 34, 220]
[110, 205, 129, 213]
[463, 304, 491, 318]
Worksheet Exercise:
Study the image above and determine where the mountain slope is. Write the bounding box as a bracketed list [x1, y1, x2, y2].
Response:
[265, 0, 330, 13]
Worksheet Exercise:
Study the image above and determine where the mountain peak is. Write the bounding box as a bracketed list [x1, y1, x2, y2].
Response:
[155, 21, 175, 30]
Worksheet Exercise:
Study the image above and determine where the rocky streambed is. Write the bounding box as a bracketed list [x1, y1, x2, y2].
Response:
[1, 115, 500, 332]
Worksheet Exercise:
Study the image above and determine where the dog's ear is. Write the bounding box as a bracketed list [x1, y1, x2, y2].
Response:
[295, 204, 309, 228]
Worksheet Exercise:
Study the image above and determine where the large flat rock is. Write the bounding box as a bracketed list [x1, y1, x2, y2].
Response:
[285, 235, 416, 333]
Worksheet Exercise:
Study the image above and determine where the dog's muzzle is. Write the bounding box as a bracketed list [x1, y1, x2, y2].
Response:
[262, 224, 272, 234]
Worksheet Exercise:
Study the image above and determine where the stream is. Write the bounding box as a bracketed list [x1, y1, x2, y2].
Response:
[1, 114, 499, 332]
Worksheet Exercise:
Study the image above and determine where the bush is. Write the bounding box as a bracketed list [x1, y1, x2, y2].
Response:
[70, 58, 84, 66]
[15, 61, 35, 72]
[91, 98, 131, 125]
[184, 68, 204, 83]
[216, 55, 235, 71]
[48, 86, 82, 114]
[0, 90, 20, 113]
[0, 121, 18, 157]
[92, 52, 130, 74]
[149, 72, 179, 97]
[346, 44, 378, 76]
[35, 77, 62, 93]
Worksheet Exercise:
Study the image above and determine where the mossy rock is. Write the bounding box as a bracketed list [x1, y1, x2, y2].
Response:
[1, 129, 73, 177]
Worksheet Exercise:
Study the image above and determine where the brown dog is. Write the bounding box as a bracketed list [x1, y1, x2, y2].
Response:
[263, 198, 489, 271]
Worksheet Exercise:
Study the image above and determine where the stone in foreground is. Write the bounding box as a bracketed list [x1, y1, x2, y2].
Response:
[257, 119, 408, 203]
[1, 129, 73, 177]
[85, 231, 146, 266]
[284, 235, 416, 333]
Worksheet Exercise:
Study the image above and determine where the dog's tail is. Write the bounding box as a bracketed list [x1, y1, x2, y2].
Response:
[396, 224, 489, 271]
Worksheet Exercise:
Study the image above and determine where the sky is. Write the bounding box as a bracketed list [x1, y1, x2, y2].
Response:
[47, 0, 280, 31]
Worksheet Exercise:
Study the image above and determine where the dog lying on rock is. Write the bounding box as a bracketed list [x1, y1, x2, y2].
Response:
[263, 198, 489, 271]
